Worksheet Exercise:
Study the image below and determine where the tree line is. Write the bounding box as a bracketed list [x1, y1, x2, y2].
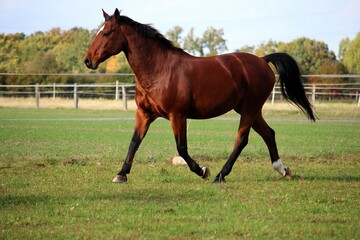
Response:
[0, 25, 359, 86]
[166, 27, 360, 82]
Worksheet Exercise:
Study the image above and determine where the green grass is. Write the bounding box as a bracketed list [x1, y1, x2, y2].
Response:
[1, 105, 360, 239]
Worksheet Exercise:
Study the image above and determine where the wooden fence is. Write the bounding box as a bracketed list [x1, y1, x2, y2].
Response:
[271, 83, 360, 106]
[0, 81, 135, 110]
[1, 74, 360, 109]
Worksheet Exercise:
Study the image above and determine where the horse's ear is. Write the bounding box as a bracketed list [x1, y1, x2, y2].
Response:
[102, 9, 111, 21]
[114, 8, 121, 21]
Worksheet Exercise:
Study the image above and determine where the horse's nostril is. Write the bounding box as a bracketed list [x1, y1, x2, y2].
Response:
[84, 58, 90, 66]
[84, 57, 98, 70]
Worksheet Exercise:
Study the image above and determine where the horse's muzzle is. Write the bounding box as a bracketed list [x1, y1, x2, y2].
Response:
[83, 57, 98, 70]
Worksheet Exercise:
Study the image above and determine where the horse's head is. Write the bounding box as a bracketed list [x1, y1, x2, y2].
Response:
[84, 9, 127, 70]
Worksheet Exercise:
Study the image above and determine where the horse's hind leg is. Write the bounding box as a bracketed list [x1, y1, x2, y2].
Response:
[170, 115, 210, 180]
[212, 115, 253, 183]
[252, 115, 291, 179]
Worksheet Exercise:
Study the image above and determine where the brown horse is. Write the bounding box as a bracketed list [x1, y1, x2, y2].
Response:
[84, 9, 315, 183]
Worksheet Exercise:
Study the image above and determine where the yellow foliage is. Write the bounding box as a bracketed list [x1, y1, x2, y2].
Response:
[105, 56, 120, 73]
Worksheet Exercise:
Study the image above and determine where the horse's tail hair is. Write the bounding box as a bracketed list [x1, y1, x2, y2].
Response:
[263, 53, 316, 121]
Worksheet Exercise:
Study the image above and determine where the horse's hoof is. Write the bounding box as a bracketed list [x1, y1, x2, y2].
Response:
[284, 167, 291, 180]
[212, 173, 225, 183]
[202, 166, 211, 180]
[112, 175, 127, 183]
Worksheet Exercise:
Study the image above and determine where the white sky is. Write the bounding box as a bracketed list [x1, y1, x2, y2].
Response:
[0, 0, 359, 56]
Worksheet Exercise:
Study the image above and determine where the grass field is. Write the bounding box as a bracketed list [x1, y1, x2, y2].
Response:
[1, 102, 360, 239]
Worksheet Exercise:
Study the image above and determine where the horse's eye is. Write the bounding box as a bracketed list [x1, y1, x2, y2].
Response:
[103, 31, 112, 37]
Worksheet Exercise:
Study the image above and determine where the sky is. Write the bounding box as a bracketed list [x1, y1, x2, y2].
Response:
[0, 0, 359, 57]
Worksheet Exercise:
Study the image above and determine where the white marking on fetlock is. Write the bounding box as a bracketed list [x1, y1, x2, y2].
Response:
[112, 175, 127, 183]
[272, 159, 287, 176]
[200, 166, 210, 179]
[112, 176, 120, 183]
[201, 166, 207, 177]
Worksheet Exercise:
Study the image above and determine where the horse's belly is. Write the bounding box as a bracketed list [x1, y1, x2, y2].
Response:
[188, 92, 238, 119]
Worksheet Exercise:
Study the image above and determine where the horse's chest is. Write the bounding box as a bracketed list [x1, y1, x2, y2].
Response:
[136, 89, 170, 119]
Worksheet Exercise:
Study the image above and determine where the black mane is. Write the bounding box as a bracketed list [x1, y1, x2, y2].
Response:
[115, 15, 184, 52]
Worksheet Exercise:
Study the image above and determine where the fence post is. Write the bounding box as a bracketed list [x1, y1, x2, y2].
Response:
[358, 91, 360, 107]
[74, 83, 79, 109]
[271, 85, 276, 104]
[115, 81, 119, 100]
[53, 83, 56, 99]
[35, 84, 40, 108]
[312, 85, 316, 105]
[122, 85, 127, 110]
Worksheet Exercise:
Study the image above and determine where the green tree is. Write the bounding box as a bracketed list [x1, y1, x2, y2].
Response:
[338, 37, 350, 61]
[51, 27, 92, 73]
[0, 33, 25, 72]
[202, 27, 227, 56]
[341, 32, 360, 73]
[308, 60, 348, 83]
[183, 28, 203, 56]
[183, 27, 227, 56]
[0, 67, 6, 85]
[277, 37, 336, 74]
[166, 26, 183, 48]
[21, 51, 61, 84]
[24, 51, 60, 74]
[18, 30, 61, 66]
[254, 39, 279, 56]
[236, 45, 255, 53]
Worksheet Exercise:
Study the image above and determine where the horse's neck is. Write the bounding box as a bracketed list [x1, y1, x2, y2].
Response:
[122, 26, 168, 83]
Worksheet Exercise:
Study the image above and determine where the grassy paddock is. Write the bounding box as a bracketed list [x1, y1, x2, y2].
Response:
[0, 105, 359, 239]
[0, 97, 359, 117]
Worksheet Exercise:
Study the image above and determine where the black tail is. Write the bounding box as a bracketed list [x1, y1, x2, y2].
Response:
[263, 53, 316, 121]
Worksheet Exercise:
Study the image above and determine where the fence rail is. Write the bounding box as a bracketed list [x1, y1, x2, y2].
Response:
[1, 74, 360, 109]
[271, 83, 360, 107]
[0, 81, 136, 110]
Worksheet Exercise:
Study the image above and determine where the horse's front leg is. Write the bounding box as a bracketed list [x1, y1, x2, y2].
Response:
[170, 115, 210, 180]
[112, 109, 155, 183]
